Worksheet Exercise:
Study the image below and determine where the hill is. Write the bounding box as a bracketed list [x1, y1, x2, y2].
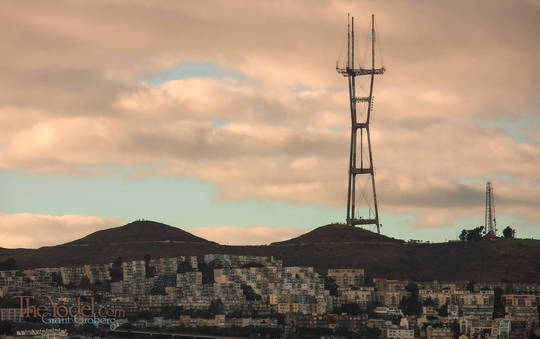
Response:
[0, 220, 538, 282]
[267, 237, 540, 282]
[270, 223, 402, 245]
[0, 220, 221, 269]
[67, 220, 213, 245]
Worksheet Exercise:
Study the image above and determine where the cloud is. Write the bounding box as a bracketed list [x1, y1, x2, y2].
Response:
[405, 208, 479, 230]
[0, 213, 124, 249]
[187, 225, 308, 245]
[0, 213, 306, 248]
[0, 0, 539, 236]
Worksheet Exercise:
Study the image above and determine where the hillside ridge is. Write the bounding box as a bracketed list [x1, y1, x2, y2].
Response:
[270, 223, 402, 245]
[0, 220, 538, 282]
[65, 220, 214, 245]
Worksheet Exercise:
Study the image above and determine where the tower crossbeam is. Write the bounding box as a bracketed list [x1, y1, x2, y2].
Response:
[354, 97, 371, 103]
[336, 67, 386, 76]
[349, 218, 379, 226]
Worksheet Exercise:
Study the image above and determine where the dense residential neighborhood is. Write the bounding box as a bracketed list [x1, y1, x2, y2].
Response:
[0, 254, 538, 338]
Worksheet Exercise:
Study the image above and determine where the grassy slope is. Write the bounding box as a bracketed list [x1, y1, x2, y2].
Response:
[0, 222, 538, 282]
[66, 220, 213, 245]
[270, 223, 402, 245]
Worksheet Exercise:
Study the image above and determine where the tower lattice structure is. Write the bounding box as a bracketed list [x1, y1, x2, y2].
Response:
[336, 15, 385, 233]
[484, 182, 497, 235]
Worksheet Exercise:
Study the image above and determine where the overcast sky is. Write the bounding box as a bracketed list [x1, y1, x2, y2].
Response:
[1, 0, 539, 248]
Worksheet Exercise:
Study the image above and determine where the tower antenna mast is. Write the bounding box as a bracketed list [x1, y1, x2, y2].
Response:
[484, 182, 497, 235]
[337, 14, 385, 233]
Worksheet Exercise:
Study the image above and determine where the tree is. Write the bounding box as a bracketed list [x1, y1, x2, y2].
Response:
[366, 301, 383, 317]
[459, 229, 468, 241]
[493, 287, 505, 318]
[197, 262, 215, 284]
[400, 283, 422, 316]
[241, 284, 261, 301]
[451, 319, 460, 337]
[66, 282, 77, 290]
[208, 299, 224, 315]
[0, 297, 19, 308]
[146, 266, 155, 278]
[110, 257, 123, 282]
[364, 274, 375, 287]
[150, 286, 165, 295]
[79, 276, 91, 289]
[0, 321, 12, 335]
[503, 226, 515, 239]
[51, 271, 64, 287]
[458, 227, 484, 242]
[423, 297, 436, 307]
[466, 281, 475, 293]
[177, 261, 193, 273]
[137, 310, 152, 320]
[335, 302, 362, 315]
[323, 275, 338, 296]
[399, 295, 422, 316]
[364, 327, 381, 339]
[241, 262, 264, 268]
[143, 254, 155, 278]
[438, 304, 448, 317]
[469, 226, 484, 241]
[406, 282, 419, 295]
[160, 306, 185, 319]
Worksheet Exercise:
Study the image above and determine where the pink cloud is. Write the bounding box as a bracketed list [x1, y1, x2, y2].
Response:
[187, 225, 308, 245]
[0, 0, 538, 233]
[0, 213, 124, 249]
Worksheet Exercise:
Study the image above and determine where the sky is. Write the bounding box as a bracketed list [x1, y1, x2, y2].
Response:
[0, 0, 539, 248]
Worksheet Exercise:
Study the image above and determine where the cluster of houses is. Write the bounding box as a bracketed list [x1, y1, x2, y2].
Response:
[0, 254, 538, 338]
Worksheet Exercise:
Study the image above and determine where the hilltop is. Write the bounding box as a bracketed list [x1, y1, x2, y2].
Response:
[2, 220, 222, 269]
[0, 220, 538, 282]
[271, 223, 402, 245]
[67, 220, 213, 245]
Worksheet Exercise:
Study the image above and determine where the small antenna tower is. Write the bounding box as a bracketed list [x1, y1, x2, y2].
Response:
[336, 14, 385, 233]
[484, 182, 497, 235]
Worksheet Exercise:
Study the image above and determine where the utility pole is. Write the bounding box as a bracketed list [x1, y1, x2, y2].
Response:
[336, 14, 385, 233]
